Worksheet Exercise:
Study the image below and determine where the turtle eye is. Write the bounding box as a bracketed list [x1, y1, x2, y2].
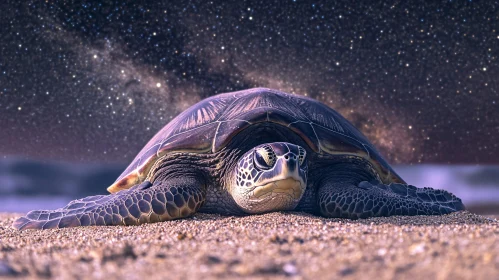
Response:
[298, 147, 306, 165]
[254, 145, 276, 170]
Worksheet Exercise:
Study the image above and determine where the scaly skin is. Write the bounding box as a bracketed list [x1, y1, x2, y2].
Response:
[318, 180, 465, 219]
[312, 162, 465, 219]
[13, 178, 205, 230]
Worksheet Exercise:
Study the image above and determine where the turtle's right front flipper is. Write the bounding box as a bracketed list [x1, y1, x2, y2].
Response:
[13, 178, 206, 230]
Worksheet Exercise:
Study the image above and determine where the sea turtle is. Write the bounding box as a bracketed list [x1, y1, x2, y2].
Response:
[13, 88, 465, 230]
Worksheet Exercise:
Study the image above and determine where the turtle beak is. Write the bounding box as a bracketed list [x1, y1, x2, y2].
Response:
[252, 178, 303, 200]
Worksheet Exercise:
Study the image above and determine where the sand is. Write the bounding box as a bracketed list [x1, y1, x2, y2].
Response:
[0, 211, 498, 280]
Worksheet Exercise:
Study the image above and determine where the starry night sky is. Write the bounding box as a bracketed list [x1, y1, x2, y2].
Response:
[0, 0, 498, 165]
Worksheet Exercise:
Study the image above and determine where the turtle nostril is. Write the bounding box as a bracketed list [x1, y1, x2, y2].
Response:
[284, 155, 289, 160]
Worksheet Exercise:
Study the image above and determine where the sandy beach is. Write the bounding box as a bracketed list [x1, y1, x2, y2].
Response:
[0, 211, 498, 279]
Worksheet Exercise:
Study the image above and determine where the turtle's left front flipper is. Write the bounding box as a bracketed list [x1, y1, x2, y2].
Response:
[13, 178, 206, 230]
[317, 180, 465, 219]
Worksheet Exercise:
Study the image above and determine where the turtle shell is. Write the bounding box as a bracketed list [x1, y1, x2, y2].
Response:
[108, 88, 404, 193]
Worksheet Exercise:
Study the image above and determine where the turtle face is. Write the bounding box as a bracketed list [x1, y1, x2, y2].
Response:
[231, 142, 308, 214]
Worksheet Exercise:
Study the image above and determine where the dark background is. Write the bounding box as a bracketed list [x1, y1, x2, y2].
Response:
[0, 0, 498, 165]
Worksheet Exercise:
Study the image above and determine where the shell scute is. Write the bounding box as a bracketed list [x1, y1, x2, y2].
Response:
[313, 124, 368, 156]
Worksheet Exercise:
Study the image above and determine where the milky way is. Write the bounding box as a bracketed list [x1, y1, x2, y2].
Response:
[0, 1, 497, 164]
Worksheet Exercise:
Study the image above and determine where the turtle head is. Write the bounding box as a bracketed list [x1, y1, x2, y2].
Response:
[230, 142, 308, 214]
